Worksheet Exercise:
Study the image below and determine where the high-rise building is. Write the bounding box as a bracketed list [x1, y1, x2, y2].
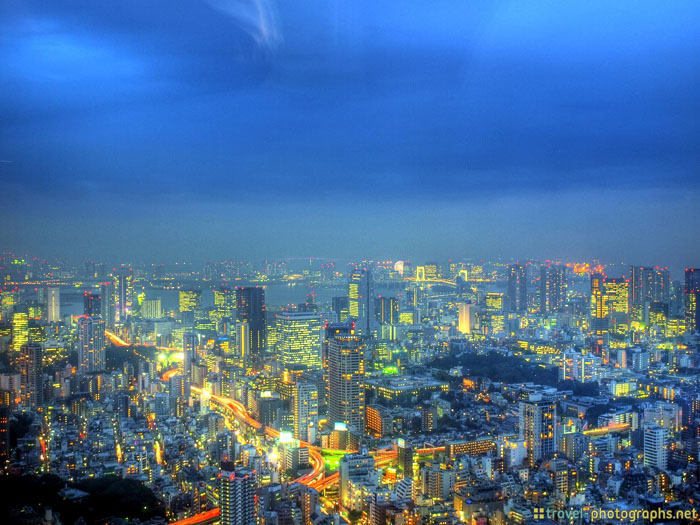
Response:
[348, 266, 376, 337]
[457, 302, 476, 335]
[101, 281, 116, 329]
[19, 342, 43, 406]
[179, 289, 202, 313]
[114, 266, 134, 323]
[327, 327, 365, 431]
[214, 287, 236, 319]
[643, 425, 669, 470]
[293, 382, 318, 443]
[12, 309, 29, 351]
[141, 298, 162, 319]
[590, 273, 608, 336]
[376, 296, 399, 325]
[0, 389, 9, 472]
[276, 311, 322, 370]
[46, 287, 60, 323]
[217, 469, 257, 525]
[631, 266, 670, 305]
[539, 264, 566, 314]
[77, 315, 106, 373]
[182, 332, 197, 379]
[236, 287, 266, 360]
[83, 291, 102, 317]
[507, 263, 528, 313]
[685, 268, 700, 333]
[519, 394, 556, 467]
[397, 441, 414, 479]
[235, 321, 250, 370]
[604, 277, 629, 336]
[339, 450, 375, 510]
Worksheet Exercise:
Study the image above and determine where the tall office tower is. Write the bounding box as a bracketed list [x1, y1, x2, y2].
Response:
[643, 425, 669, 470]
[348, 265, 376, 337]
[12, 309, 29, 351]
[77, 315, 106, 373]
[685, 268, 700, 333]
[519, 394, 557, 467]
[590, 273, 608, 336]
[539, 264, 566, 314]
[83, 291, 102, 317]
[100, 281, 116, 329]
[217, 469, 257, 525]
[276, 311, 322, 370]
[114, 266, 134, 323]
[141, 298, 162, 319]
[631, 266, 671, 305]
[46, 287, 61, 323]
[179, 289, 202, 313]
[332, 296, 350, 322]
[293, 382, 318, 442]
[182, 332, 197, 378]
[214, 287, 236, 319]
[457, 302, 476, 335]
[376, 296, 399, 325]
[235, 321, 250, 370]
[507, 263, 528, 312]
[604, 277, 629, 335]
[327, 328, 365, 431]
[0, 389, 9, 472]
[397, 441, 414, 479]
[235, 287, 266, 360]
[19, 342, 43, 406]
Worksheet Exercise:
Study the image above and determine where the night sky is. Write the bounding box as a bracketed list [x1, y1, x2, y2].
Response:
[2, 1, 699, 272]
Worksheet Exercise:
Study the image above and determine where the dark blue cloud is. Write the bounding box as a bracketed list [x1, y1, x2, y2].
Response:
[1, 0, 699, 266]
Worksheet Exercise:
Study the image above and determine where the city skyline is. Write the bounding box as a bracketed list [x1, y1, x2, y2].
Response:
[2, 2, 700, 523]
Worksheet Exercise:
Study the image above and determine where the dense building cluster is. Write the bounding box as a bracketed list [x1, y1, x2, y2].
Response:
[1, 254, 700, 524]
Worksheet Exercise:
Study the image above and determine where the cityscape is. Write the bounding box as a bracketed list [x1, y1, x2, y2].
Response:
[2, 1, 700, 525]
[0, 258, 700, 524]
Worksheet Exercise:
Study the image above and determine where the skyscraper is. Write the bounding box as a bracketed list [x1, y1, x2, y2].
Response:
[630, 266, 670, 305]
[685, 268, 700, 333]
[12, 309, 29, 351]
[100, 281, 116, 329]
[179, 289, 202, 313]
[604, 277, 629, 336]
[235, 321, 250, 370]
[182, 332, 197, 379]
[46, 287, 60, 323]
[590, 273, 608, 336]
[83, 291, 102, 317]
[276, 311, 322, 370]
[348, 265, 376, 337]
[519, 394, 556, 467]
[236, 287, 266, 361]
[539, 264, 566, 314]
[293, 382, 318, 443]
[507, 263, 528, 313]
[114, 266, 134, 323]
[77, 315, 106, 373]
[327, 327, 365, 431]
[376, 296, 399, 325]
[217, 469, 257, 525]
[20, 342, 43, 406]
[0, 389, 9, 472]
[457, 302, 476, 335]
[643, 425, 669, 470]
